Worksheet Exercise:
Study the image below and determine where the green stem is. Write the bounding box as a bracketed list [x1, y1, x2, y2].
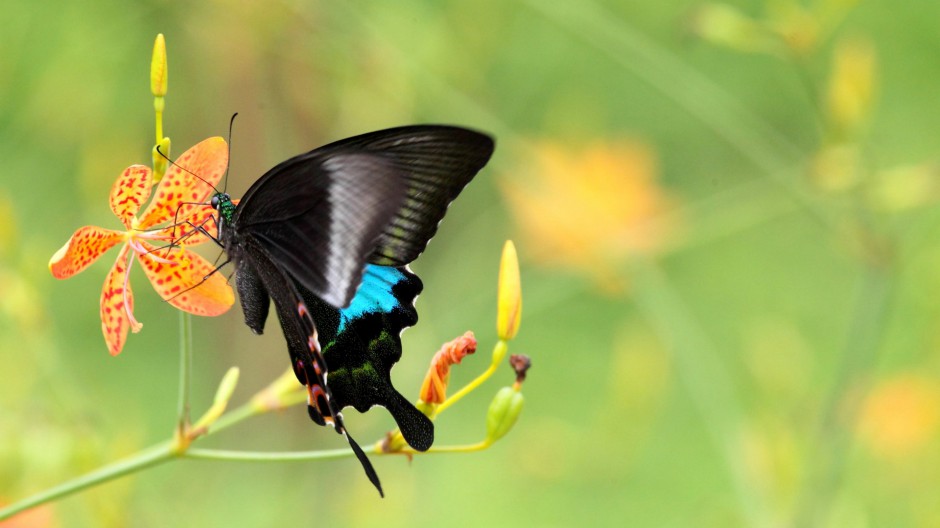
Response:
[177, 312, 193, 436]
[0, 443, 175, 521]
[792, 261, 893, 526]
[629, 257, 768, 528]
[185, 448, 353, 462]
[435, 360, 499, 415]
[0, 397, 267, 520]
[206, 399, 263, 435]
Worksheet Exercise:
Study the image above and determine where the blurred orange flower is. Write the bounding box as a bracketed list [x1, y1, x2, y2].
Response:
[501, 140, 677, 292]
[0, 501, 57, 527]
[857, 373, 940, 458]
[48, 137, 235, 356]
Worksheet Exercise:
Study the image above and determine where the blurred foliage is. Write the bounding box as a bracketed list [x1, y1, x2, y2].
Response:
[3, 0, 940, 526]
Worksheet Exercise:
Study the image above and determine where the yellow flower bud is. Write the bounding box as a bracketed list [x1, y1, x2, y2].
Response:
[486, 386, 524, 443]
[214, 367, 240, 407]
[192, 367, 240, 432]
[690, 3, 775, 54]
[151, 34, 168, 97]
[152, 137, 171, 183]
[826, 37, 876, 138]
[496, 240, 522, 340]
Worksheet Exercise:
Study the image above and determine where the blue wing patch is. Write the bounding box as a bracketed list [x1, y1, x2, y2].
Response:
[338, 265, 416, 333]
[313, 264, 433, 451]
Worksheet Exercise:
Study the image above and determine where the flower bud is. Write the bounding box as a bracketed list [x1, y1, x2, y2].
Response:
[826, 37, 876, 138]
[193, 367, 240, 432]
[486, 386, 524, 443]
[496, 240, 522, 340]
[689, 3, 774, 54]
[151, 34, 168, 97]
[152, 137, 171, 183]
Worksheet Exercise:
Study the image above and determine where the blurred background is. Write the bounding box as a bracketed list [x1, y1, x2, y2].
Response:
[3, 0, 940, 526]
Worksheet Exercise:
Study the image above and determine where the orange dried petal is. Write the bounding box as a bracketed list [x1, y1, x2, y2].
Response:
[137, 137, 228, 229]
[136, 242, 234, 316]
[419, 332, 477, 404]
[100, 246, 141, 356]
[109, 165, 153, 228]
[49, 225, 124, 279]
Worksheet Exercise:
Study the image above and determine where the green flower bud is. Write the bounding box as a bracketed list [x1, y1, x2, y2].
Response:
[486, 386, 524, 443]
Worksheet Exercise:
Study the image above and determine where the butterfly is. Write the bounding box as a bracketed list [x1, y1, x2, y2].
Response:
[205, 125, 494, 496]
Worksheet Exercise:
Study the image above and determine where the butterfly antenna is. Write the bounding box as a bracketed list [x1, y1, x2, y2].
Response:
[223, 112, 238, 194]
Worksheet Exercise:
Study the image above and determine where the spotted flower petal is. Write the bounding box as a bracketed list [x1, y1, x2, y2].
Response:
[109, 165, 153, 228]
[49, 225, 125, 279]
[136, 241, 233, 316]
[100, 246, 140, 356]
[137, 137, 228, 229]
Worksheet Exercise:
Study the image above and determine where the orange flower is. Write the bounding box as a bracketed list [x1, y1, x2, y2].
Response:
[49, 138, 234, 356]
[857, 373, 940, 458]
[501, 140, 677, 293]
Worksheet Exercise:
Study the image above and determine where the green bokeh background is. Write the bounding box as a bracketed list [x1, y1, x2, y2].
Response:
[4, 0, 940, 526]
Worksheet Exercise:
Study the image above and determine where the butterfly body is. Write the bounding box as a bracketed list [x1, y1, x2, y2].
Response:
[208, 125, 494, 495]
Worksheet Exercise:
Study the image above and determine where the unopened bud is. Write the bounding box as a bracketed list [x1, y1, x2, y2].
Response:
[486, 386, 524, 443]
[152, 137, 171, 183]
[151, 34, 168, 97]
[496, 240, 522, 340]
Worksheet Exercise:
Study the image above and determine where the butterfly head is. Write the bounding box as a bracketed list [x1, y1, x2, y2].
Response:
[211, 192, 236, 226]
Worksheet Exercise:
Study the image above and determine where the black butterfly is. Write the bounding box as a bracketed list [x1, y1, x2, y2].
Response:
[207, 125, 494, 496]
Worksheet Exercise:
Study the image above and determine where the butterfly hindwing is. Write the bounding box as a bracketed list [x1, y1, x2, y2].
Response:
[301, 265, 433, 451]
[238, 237, 384, 496]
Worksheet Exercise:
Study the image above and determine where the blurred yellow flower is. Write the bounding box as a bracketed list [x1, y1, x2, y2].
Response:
[825, 36, 876, 139]
[857, 373, 940, 457]
[501, 140, 677, 293]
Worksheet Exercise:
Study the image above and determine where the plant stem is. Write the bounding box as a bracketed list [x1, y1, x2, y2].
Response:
[0, 443, 175, 521]
[629, 257, 769, 528]
[184, 448, 353, 462]
[434, 361, 499, 415]
[792, 261, 893, 525]
[177, 312, 193, 436]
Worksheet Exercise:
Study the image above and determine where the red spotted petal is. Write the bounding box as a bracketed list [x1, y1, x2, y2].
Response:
[100, 246, 141, 356]
[49, 225, 124, 279]
[136, 242, 234, 316]
[137, 137, 228, 229]
[109, 165, 153, 228]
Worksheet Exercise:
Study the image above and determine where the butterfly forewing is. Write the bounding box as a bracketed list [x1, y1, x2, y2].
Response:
[233, 152, 407, 308]
[293, 125, 495, 267]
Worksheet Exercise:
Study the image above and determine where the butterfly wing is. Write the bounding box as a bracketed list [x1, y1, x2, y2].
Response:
[233, 152, 407, 309]
[236, 237, 385, 497]
[301, 265, 434, 451]
[229, 125, 494, 457]
[290, 125, 495, 267]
